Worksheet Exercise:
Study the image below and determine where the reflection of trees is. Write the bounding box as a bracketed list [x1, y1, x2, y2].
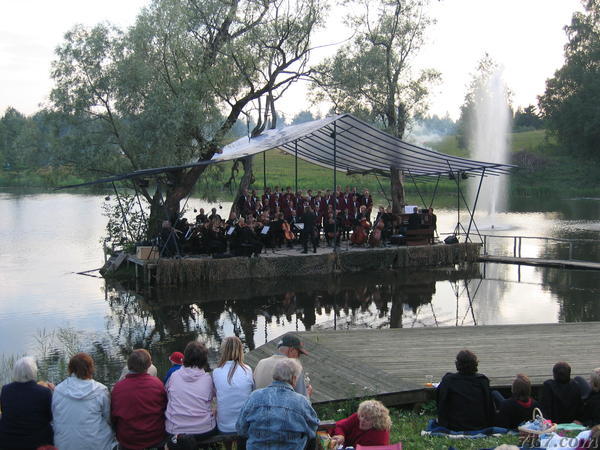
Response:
[103, 267, 481, 372]
[539, 223, 600, 322]
[538, 267, 600, 323]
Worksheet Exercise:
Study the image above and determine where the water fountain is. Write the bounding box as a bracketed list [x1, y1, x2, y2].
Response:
[468, 67, 512, 230]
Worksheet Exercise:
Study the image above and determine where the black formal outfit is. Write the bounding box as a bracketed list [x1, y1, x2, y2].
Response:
[300, 210, 318, 253]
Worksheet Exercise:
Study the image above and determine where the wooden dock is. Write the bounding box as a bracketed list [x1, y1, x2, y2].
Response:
[245, 322, 600, 406]
[479, 255, 600, 271]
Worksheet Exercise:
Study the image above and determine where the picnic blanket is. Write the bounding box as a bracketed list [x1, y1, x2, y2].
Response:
[421, 419, 516, 439]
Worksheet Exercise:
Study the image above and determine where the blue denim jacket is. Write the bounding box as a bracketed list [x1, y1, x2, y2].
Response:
[236, 380, 319, 449]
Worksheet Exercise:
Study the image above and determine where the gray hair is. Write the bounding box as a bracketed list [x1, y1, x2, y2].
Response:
[591, 368, 600, 392]
[13, 356, 38, 383]
[272, 358, 302, 384]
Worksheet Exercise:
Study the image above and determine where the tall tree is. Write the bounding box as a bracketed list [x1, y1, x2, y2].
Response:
[538, 0, 600, 158]
[310, 0, 439, 139]
[50, 0, 326, 232]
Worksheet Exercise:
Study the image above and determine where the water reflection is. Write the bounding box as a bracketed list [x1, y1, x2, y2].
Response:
[101, 267, 483, 379]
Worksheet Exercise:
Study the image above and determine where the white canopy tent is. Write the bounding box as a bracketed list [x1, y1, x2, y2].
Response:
[212, 113, 513, 178]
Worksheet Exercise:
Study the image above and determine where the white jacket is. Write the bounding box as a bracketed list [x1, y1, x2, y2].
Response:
[213, 362, 254, 432]
[51, 375, 116, 450]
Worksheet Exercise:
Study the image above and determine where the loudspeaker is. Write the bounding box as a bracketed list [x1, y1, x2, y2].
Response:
[444, 235, 459, 244]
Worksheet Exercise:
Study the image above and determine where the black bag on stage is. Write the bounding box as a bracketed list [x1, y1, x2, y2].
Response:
[444, 235, 459, 244]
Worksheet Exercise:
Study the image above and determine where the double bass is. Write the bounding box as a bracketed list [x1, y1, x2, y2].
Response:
[351, 217, 371, 245]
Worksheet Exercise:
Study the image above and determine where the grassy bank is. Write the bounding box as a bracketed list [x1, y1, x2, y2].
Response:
[3, 129, 598, 200]
[314, 400, 520, 450]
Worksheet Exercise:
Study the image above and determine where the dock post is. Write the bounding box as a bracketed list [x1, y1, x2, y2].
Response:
[483, 235, 487, 255]
[513, 237, 517, 257]
[569, 242, 573, 260]
[518, 237, 522, 257]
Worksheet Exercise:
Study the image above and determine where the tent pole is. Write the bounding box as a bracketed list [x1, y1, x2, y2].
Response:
[333, 122, 337, 252]
[429, 175, 441, 210]
[294, 141, 298, 193]
[466, 169, 485, 242]
[407, 169, 427, 209]
[263, 152, 267, 192]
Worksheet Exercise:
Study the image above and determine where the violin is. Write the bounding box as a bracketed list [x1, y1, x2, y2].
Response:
[282, 221, 294, 241]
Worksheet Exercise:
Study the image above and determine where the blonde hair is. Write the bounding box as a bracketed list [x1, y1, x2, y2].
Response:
[591, 368, 600, 392]
[357, 400, 392, 431]
[218, 336, 249, 384]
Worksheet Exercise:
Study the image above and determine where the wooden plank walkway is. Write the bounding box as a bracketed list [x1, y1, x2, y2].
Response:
[479, 255, 600, 270]
[245, 322, 600, 406]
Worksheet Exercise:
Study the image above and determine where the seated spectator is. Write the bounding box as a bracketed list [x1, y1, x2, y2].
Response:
[253, 333, 312, 398]
[330, 400, 391, 448]
[236, 358, 319, 449]
[0, 356, 54, 448]
[581, 368, 600, 426]
[111, 349, 167, 450]
[164, 351, 183, 385]
[541, 361, 583, 424]
[213, 336, 254, 436]
[436, 349, 495, 431]
[165, 341, 217, 448]
[52, 352, 116, 450]
[494, 374, 541, 429]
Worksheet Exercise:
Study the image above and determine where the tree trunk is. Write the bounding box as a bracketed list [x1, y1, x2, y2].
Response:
[390, 166, 405, 214]
[229, 156, 255, 218]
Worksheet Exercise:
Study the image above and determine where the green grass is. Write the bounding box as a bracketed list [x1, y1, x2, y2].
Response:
[314, 400, 521, 450]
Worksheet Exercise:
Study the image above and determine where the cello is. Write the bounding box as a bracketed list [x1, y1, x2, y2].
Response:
[351, 217, 371, 245]
[282, 221, 295, 242]
[368, 219, 385, 247]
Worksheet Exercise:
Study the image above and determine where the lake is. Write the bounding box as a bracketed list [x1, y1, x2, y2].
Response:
[0, 189, 599, 383]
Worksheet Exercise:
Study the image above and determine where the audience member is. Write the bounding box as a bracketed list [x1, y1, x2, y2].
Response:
[213, 336, 253, 449]
[165, 341, 217, 448]
[164, 351, 184, 385]
[111, 349, 167, 450]
[541, 361, 583, 424]
[236, 358, 319, 449]
[253, 333, 312, 398]
[581, 368, 600, 426]
[330, 400, 391, 448]
[0, 356, 54, 448]
[494, 374, 541, 429]
[52, 352, 116, 450]
[436, 349, 495, 431]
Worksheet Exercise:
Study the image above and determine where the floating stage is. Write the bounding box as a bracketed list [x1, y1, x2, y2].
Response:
[245, 322, 600, 406]
[128, 242, 482, 285]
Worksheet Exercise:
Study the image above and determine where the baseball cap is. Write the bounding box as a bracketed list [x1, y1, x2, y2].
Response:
[277, 334, 308, 355]
[169, 352, 184, 365]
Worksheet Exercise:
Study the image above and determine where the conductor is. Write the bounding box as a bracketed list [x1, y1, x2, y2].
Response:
[300, 205, 318, 254]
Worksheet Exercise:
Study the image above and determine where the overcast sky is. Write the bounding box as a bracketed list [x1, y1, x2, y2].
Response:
[0, 0, 581, 121]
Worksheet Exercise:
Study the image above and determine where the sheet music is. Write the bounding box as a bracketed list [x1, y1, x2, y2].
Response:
[260, 226, 270, 235]
[227, 227, 235, 236]
[295, 223, 304, 230]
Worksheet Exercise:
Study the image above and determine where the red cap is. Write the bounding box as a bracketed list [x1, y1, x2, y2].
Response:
[169, 352, 184, 365]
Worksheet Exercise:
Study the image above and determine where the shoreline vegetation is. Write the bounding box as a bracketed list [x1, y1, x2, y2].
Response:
[1, 130, 599, 199]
